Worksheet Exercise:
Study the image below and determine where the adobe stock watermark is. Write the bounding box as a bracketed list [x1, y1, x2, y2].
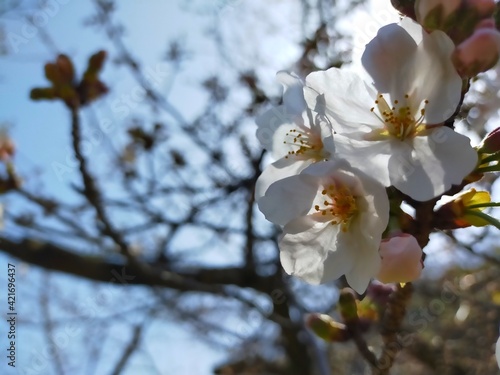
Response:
[219, 288, 287, 347]
[350, 7, 398, 56]
[255, 105, 296, 148]
[375, 280, 460, 371]
[51, 62, 170, 182]
[17, 267, 136, 375]
[4, 0, 71, 54]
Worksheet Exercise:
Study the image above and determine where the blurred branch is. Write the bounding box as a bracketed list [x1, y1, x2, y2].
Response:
[244, 150, 264, 271]
[375, 283, 414, 375]
[70, 106, 131, 256]
[0, 236, 274, 292]
[444, 230, 500, 266]
[40, 274, 65, 375]
[110, 323, 145, 375]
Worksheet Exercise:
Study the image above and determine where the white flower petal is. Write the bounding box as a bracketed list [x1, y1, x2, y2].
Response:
[496, 336, 500, 370]
[302, 160, 389, 231]
[258, 173, 318, 226]
[398, 17, 425, 44]
[394, 128, 478, 201]
[333, 135, 393, 187]
[270, 122, 305, 160]
[362, 21, 419, 95]
[255, 158, 312, 203]
[319, 246, 356, 285]
[280, 216, 344, 284]
[362, 18, 461, 124]
[345, 238, 381, 294]
[275, 162, 389, 291]
[255, 104, 297, 152]
[298, 158, 348, 178]
[406, 30, 461, 123]
[353, 169, 391, 236]
[304, 69, 380, 133]
[276, 71, 306, 116]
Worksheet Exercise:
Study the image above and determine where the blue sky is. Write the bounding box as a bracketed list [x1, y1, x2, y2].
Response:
[0, 1, 408, 374]
[0, 0, 325, 372]
[0, 1, 234, 374]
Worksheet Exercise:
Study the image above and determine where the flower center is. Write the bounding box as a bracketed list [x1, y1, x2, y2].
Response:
[283, 128, 325, 160]
[369, 94, 428, 141]
[314, 183, 357, 231]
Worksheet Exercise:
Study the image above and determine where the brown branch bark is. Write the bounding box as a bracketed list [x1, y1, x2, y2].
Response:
[70, 106, 130, 255]
[0, 236, 273, 293]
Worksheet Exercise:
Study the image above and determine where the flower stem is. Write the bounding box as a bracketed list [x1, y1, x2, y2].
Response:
[475, 164, 500, 173]
[467, 202, 500, 209]
[480, 151, 500, 164]
[465, 210, 500, 230]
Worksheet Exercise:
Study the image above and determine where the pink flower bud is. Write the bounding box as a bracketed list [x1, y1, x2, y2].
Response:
[475, 17, 496, 30]
[465, 0, 496, 18]
[366, 281, 396, 307]
[377, 234, 423, 284]
[415, 0, 461, 30]
[452, 28, 500, 77]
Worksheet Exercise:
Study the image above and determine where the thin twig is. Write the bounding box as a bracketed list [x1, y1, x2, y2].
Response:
[110, 323, 145, 375]
[70, 106, 130, 256]
[374, 283, 414, 375]
[40, 274, 65, 375]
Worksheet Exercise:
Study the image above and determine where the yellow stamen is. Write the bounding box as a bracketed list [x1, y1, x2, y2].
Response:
[315, 182, 357, 232]
[368, 93, 429, 141]
[283, 128, 326, 160]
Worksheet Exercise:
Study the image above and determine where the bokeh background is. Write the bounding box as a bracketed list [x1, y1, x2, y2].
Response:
[1, 0, 500, 374]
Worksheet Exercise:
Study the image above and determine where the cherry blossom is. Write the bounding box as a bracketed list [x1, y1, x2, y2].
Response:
[255, 71, 335, 204]
[452, 28, 500, 77]
[304, 18, 477, 201]
[259, 160, 389, 293]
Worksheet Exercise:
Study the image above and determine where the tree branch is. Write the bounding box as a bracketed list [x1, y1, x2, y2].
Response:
[0, 236, 273, 293]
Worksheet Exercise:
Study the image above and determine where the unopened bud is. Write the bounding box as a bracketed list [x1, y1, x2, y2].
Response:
[30, 87, 57, 101]
[465, 0, 496, 18]
[306, 313, 350, 342]
[85, 50, 107, 79]
[366, 281, 396, 307]
[478, 127, 500, 154]
[415, 0, 461, 31]
[44, 63, 61, 85]
[338, 289, 359, 324]
[452, 29, 500, 77]
[435, 188, 491, 228]
[0, 129, 15, 162]
[356, 298, 379, 331]
[56, 54, 75, 84]
[416, 0, 496, 42]
[475, 17, 497, 30]
[392, 0, 417, 19]
[377, 234, 423, 284]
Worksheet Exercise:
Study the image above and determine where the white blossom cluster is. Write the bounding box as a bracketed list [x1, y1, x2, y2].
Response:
[254, 3, 500, 293]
